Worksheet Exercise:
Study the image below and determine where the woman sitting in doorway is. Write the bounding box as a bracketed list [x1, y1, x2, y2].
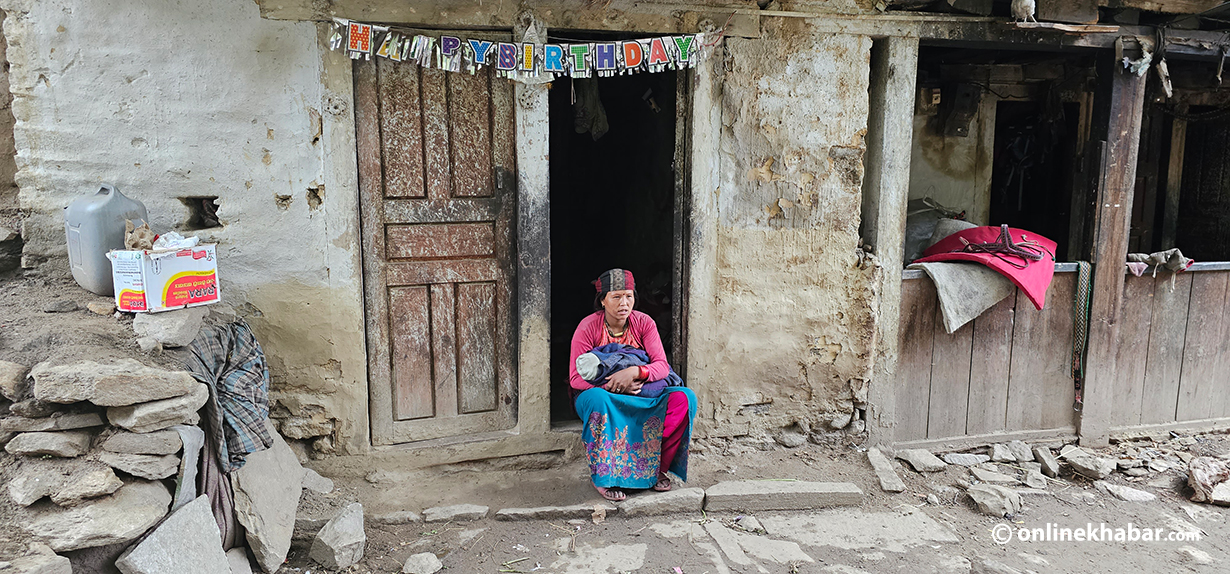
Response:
[569, 268, 697, 502]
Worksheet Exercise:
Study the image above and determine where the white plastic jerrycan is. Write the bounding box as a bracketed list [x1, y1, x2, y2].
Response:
[64, 184, 149, 296]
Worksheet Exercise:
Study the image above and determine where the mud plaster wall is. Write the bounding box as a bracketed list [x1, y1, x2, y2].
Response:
[0, 0, 369, 453]
[688, 21, 878, 437]
[908, 97, 996, 225]
[0, 9, 15, 208]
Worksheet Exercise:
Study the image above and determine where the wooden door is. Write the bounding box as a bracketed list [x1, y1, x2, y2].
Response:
[356, 51, 518, 445]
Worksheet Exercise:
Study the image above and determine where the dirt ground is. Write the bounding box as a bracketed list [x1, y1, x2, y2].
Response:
[2, 272, 1228, 573]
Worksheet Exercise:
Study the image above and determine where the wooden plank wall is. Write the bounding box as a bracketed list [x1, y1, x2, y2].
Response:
[895, 272, 1079, 442]
[1110, 268, 1230, 428]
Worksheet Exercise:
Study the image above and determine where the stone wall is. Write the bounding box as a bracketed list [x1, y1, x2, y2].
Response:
[687, 20, 879, 439]
[0, 0, 368, 453]
[0, 9, 16, 210]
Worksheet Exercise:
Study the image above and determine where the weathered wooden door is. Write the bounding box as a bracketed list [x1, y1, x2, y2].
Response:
[355, 52, 518, 445]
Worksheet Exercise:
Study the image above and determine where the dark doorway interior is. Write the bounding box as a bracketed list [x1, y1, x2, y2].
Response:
[548, 70, 678, 424]
[989, 100, 1081, 261]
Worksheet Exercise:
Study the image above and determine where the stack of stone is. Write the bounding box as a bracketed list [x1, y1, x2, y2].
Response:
[0, 357, 206, 566]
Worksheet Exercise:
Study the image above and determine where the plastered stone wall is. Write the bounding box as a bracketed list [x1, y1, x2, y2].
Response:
[689, 20, 878, 437]
[0, 0, 369, 453]
[0, 10, 16, 209]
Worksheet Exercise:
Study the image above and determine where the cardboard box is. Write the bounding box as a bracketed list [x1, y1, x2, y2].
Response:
[108, 244, 221, 313]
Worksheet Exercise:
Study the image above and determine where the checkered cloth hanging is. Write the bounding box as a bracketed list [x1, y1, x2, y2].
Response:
[184, 319, 273, 473]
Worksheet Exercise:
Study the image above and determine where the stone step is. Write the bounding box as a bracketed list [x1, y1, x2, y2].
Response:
[494, 501, 617, 521]
[704, 480, 863, 512]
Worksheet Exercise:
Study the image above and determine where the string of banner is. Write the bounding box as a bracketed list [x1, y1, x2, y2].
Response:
[330, 18, 708, 79]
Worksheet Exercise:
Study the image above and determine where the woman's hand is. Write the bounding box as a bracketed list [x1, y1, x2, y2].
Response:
[604, 367, 644, 395]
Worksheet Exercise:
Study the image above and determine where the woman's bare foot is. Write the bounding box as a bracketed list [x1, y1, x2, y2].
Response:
[595, 485, 627, 501]
[652, 475, 672, 492]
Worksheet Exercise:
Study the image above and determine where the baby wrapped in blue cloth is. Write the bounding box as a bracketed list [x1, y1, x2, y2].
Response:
[575, 343, 684, 398]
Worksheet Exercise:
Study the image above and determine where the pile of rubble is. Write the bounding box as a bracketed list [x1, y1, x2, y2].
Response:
[0, 322, 365, 573]
[868, 435, 1230, 517]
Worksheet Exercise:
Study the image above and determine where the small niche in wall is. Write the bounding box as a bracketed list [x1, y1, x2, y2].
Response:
[179, 196, 221, 230]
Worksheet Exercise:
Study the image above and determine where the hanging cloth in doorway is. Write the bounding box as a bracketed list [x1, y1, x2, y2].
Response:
[573, 78, 609, 141]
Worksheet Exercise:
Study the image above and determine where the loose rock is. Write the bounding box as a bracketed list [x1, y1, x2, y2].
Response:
[1061, 447, 1116, 480]
[115, 495, 229, 574]
[942, 453, 990, 466]
[424, 504, 489, 523]
[1096, 481, 1156, 502]
[42, 300, 78, 313]
[49, 466, 123, 507]
[402, 552, 443, 574]
[308, 503, 365, 569]
[1187, 456, 1230, 504]
[301, 468, 334, 494]
[970, 467, 1017, 484]
[107, 384, 208, 433]
[866, 447, 906, 492]
[5, 431, 92, 457]
[9, 463, 72, 506]
[369, 511, 422, 525]
[990, 444, 1015, 462]
[8, 399, 61, 418]
[1177, 545, 1214, 565]
[774, 431, 807, 448]
[32, 359, 198, 407]
[1006, 441, 1033, 462]
[3, 553, 72, 574]
[966, 484, 1023, 517]
[226, 548, 254, 574]
[99, 429, 182, 455]
[1023, 471, 1047, 490]
[0, 360, 30, 401]
[27, 479, 171, 552]
[231, 423, 303, 574]
[86, 301, 116, 316]
[97, 452, 180, 480]
[132, 307, 208, 348]
[1033, 446, 1061, 477]
[895, 449, 947, 472]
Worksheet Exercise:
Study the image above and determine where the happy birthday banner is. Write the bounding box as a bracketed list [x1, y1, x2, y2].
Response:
[330, 18, 707, 80]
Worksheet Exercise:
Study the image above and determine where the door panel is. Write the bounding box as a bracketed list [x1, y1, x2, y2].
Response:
[357, 44, 517, 445]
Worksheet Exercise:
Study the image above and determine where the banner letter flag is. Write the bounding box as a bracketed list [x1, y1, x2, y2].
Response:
[622, 41, 644, 69]
[570, 44, 590, 74]
[521, 43, 536, 71]
[469, 39, 494, 66]
[348, 22, 372, 55]
[594, 43, 617, 71]
[496, 42, 517, 71]
[648, 37, 669, 65]
[544, 44, 566, 73]
[376, 33, 394, 59]
[441, 36, 462, 57]
[673, 36, 694, 65]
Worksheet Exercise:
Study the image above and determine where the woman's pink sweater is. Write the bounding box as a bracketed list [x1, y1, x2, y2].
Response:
[568, 310, 671, 391]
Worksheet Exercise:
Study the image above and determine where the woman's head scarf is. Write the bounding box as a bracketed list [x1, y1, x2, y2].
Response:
[592, 268, 635, 297]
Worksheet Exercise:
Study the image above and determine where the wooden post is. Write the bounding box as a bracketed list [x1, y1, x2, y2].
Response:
[1078, 51, 1149, 447]
[1160, 107, 1187, 249]
[862, 37, 920, 447]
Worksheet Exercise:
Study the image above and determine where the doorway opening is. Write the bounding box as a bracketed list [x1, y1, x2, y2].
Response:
[548, 69, 680, 424]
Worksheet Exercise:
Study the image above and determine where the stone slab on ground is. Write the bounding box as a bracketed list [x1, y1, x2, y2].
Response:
[369, 511, 423, 525]
[86, 301, 116, 316]
[232, 423, 303, 574]
[966, 484, 1022, 517]
[100, 429, 182, 455]
[107, 384, 208, 433]
[1, 412, 104, 433]
[704, 480, 863, 512]
[31, 359, 198, 407]
[1061, 447, 1116, 479]
[27, 479, 171, 552]
[423, 504, 489, 523]
[970, 467, 1018, 484]
[402, 552, 443, 574]
[1033, 446, 1061, 477]
[4, 553, 73, 574]
[5, 430, 92, 457]
[50, 465, 123, 507]
[1213, 482, 1230, 506]
[1006, 440, 1034, 462]
[302, 468, 334, 494]
[0, 360, 30, 401]
[990, 443, 1015, 462]
[116, 495, 229, 574]
[1023, 470, 1048, 490]
[866, 447, 906, 492]
[495, 501, 618, 521]
[226, 548, 254, 574]
[1096, 481, 1157, 502]
[943, 453, 990, 466]
[618, 487, 705, 516]
[308, 502, 365, 569]
[98, 452, 180, 480]
[132, 307, 208, 348]
[896, 449, 947, 472]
